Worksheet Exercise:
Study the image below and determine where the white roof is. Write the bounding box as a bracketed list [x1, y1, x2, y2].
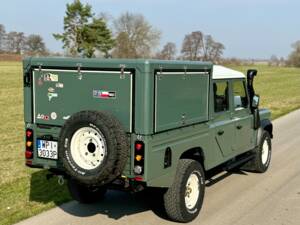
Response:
[212, 65, 245, 79]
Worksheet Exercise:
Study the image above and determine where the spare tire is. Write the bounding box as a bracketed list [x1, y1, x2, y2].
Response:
[58, 110, 129, 185]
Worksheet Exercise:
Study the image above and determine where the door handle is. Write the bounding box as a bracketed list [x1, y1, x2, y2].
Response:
[236, 125, 243, 130]
[217, 130, 224, 136]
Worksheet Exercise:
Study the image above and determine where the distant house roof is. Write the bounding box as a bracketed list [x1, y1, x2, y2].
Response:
[212, 65, 245, 79]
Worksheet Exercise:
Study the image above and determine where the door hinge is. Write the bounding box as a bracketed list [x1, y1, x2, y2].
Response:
[158, 65, 163, 80]
[181, 113, 186, 125]
[183, 65, 187, 80]
[120, 64, 126, 79]
[76, 63, 83, 80]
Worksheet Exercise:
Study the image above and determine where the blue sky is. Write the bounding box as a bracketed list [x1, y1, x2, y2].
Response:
[1, 0, 299, 59]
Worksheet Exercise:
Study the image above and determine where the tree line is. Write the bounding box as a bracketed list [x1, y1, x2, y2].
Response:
[0, 24, 48, 56]
[269, 42, 300, 67]
[52, 0, 225, 62]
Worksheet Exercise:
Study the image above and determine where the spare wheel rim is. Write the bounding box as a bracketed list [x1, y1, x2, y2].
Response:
[70, 127, 107, 170]
[185, 171, 200, 210]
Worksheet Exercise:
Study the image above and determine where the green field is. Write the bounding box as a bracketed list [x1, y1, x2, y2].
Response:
[0, 62, 300, 225]
[232, 65, 300, 119]
[0, 62, 71, 225]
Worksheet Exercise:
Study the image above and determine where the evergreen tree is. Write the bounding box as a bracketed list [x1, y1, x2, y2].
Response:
[53, 0, 114, 57]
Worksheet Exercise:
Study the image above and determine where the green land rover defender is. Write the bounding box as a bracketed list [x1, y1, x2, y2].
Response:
[23, 58, 273, 222]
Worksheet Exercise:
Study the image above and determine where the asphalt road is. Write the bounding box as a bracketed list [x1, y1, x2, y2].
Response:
[16, 109, 300, 225]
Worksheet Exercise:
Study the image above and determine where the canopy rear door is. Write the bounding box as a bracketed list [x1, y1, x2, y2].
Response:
[32, 69, 133, 132]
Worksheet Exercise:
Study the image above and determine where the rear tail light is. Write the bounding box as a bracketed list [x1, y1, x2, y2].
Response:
[135, 143, 143, 151]
[26, 130, 33, 138]
[135, 155, 142, 161]
[26, 141, 33, 147]
[134, 141, 145, 175]
[25, 129, 34, 159]
[25, 150, 33, 159]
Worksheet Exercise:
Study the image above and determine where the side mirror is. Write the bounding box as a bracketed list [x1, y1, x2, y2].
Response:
[252, 95, 260, 109]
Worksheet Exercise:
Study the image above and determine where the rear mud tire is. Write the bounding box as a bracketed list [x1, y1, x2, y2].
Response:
[163, 159, 205, 223]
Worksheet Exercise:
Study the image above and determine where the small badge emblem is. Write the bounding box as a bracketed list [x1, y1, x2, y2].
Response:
[51, 112, 57, 120]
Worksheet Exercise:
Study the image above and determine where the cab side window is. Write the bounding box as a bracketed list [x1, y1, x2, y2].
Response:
[213, 81, 229, 112]
[233, 80, 248, 109]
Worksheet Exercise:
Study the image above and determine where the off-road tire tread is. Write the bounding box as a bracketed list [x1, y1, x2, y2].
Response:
[59, 110, 129, 185]
[164, 159, 205, 222]
[254, 131, 272, 173]
[241, 130, 272, 173]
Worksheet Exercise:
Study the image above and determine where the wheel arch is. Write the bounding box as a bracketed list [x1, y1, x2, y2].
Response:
[261, 119, 273, 138]
[179, 147, 206, 170]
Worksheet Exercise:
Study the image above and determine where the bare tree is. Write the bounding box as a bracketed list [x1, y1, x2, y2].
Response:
[208, 41, 225, 63]
[181, 31, 203, 60]
[202, 35, 213, 61]
[156, 42, 176, 60]
[203, 35, 224, 62]
[6, 32, 26, 54]
[112, 12, 161, 58]
[0, 24, 5, 52]
[181, 31, 224, 62]
[24, 34, 48, 56]
[287, 41, 300, 67]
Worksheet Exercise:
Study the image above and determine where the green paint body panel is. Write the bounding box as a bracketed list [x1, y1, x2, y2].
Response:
[23, 57, 271, 188]
[32, 69, 133, 131]
[155, 72, 209, 132]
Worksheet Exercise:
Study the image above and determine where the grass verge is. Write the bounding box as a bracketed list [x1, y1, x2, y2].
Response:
[231, 65, 300, 119]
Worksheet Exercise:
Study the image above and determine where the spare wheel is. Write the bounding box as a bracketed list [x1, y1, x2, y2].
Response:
[58, 111, 129, 185]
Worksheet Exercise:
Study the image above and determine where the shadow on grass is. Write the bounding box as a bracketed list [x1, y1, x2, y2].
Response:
[29, 170, 72, 205]
[29, 170, 167, 220]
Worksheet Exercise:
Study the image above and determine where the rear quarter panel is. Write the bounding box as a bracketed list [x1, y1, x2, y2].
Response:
[143, 123, 223, 187]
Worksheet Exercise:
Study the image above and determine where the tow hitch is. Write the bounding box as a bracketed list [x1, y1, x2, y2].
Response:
[46, 172, 66, 186]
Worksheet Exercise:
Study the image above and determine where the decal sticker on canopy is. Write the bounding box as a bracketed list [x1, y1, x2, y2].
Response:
[56, 83, 64, 88]
[37, 114, 50, 120]
[48, 93, 58, 101]
[44, 73, 59, 82]
[51, 112, 57, 120]
[93, 90, 116, 99]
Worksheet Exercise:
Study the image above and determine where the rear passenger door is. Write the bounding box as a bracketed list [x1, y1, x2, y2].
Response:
[231, 79, 255, 152]
[212, 81, 235, 157]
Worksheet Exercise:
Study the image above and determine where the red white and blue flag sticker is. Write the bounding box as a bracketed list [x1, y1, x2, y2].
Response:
[93, 90, 116, 99]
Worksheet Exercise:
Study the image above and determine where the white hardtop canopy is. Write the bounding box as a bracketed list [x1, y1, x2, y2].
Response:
[212, 65, 245, 79]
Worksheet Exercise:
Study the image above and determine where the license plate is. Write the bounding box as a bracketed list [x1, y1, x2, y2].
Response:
[37, 139, 58, 160]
